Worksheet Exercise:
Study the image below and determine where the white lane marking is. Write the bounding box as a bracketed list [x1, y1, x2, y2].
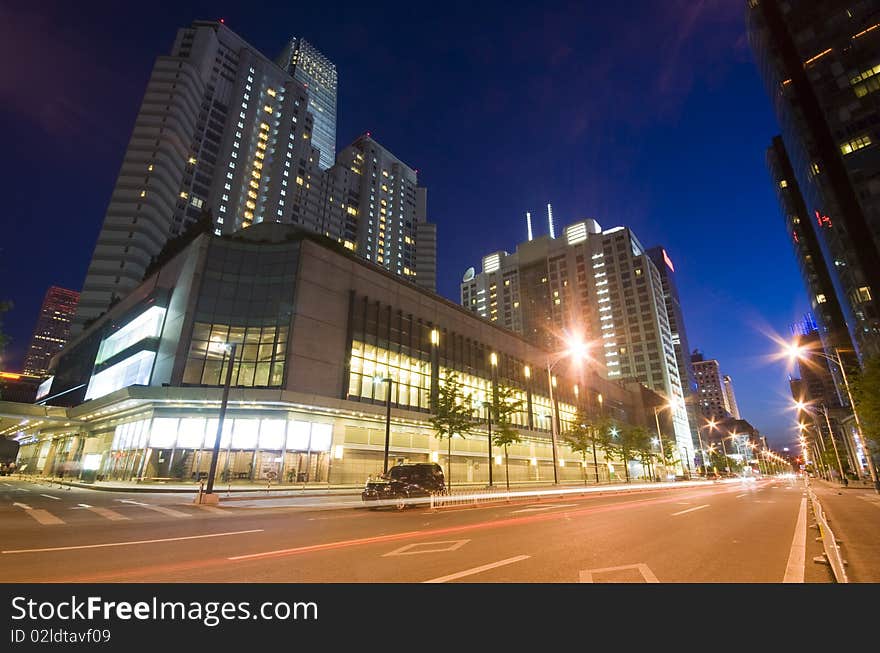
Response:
[735, 493, 748, 498]
[117, 499, 149, 506]
[13, 503, 64, 525]
[422, 555, 531, 583]
[2, 529, 264, 554]
[671, 504, 709, 516]
[86, 506, 129, 521]
[783, 497, 807, 583]
[39, 494, 61, 500]
[384, 540, 470, 557]
[580, 563, 659, 583]
[510, 503, 577, 514]
[135, 504, 192, 518]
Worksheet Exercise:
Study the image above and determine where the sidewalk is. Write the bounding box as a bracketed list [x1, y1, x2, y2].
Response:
[807, 478, 880, 582]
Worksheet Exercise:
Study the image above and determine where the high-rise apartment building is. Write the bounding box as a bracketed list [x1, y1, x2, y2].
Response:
[277, 37, 338, 170]
[747, 0, 880, 361]
[691, 350, 736, 422]
[322, 134, 436, 291]
[646, 246, 703, 449]
[722, 375, 741, 420]
[75, 21, 435, 332]
[461, 218, 694, 464]
[22, 287, 80, 377]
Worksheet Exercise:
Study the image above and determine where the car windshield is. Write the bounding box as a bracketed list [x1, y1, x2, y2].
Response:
[388, 466, 421, 481]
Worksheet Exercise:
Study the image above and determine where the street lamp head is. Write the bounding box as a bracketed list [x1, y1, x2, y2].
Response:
[490, 352, 498, 367]
[565, 336, 590, 361]
[524, 365, 531, 379]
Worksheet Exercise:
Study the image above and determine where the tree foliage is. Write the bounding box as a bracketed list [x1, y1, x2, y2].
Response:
[489, 384, 524, 490]
[429, 371, 475, 490]
[852, 355, 880, 458]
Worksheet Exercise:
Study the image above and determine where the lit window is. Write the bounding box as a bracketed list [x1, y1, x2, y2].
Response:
[841, 135, 872, 155]
[816, 294, 827, 304]
[857, 286, 873, 302]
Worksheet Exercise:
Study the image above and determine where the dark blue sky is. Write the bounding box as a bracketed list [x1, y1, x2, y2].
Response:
[0, 0, 808, 448]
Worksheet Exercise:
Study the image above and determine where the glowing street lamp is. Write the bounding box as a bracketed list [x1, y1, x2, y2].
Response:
[796, 399, 846, 485]
[787, 342, 878, 492]
[545, 336, 592, 485]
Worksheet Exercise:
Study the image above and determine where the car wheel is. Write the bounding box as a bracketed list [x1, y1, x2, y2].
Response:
[395, 495, 407, 511]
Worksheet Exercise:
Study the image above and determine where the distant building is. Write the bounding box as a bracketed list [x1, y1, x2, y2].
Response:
[23, 286, 79, 377]
[461, 217, 694, 467]
[722, 375, 741, 420]
[277, 37, 338, 170]
[691, 350, 732, 423]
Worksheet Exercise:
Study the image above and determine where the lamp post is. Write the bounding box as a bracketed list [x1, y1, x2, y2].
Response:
[374, 375, 393, 474]
[487, 353, 498, 487]
[787, 342, 879, 492]
[202, 342, 237, 503]
[545, 336, 591, 485]
[797, 400, 845, 485]
[652, 404, 669, 481]
[719, 434, 730, 474]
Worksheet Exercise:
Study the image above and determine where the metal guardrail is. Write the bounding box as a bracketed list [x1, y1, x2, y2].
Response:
[806, 479, 848, 583]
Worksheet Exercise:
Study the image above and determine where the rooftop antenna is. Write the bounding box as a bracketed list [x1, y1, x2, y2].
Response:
[526, 212, 533, 241]
[547, 203, 555, 239]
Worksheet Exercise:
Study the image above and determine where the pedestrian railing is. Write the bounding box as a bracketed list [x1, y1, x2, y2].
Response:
[806, 480, 848, 583]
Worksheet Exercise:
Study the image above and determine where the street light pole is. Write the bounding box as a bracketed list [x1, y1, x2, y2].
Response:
[789, 342, 879, 492]
[375, 376, 393, 474]
[653, 405, 667, 480]
[719, 435, 730, 474]
[486, 401, 493, 487]
[202, 342, 237, 502]
[546, 363, 560, 485]
[820, 404, 846, 485]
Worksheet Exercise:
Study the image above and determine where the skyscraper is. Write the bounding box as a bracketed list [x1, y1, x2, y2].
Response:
[461, 218, 694, 463]
[747, 0, 880, 361]
[646, 246, 703, 449]
[74, 21, 433, 332]
[23, 286, 80, 377]
[722, 375, 741, 420]
[692, 350, 735, 423]
[277, 37, 338, 170]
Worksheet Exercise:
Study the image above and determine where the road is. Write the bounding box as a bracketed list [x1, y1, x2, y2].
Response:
[0, 476, 838, 583]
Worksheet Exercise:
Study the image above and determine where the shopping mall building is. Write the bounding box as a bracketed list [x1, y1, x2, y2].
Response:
[8, 223, 668, 486]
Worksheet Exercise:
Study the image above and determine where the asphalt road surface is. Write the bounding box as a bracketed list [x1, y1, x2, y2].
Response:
[0, 476, 834, 583]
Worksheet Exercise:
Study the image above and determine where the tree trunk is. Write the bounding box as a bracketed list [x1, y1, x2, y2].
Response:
[447, 433, 452, 494]
[582, 452, 587, 486]
[504, 444, 510, 492]
[623, 451, 630, 482]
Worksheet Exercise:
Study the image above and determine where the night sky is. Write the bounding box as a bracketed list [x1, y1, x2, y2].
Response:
[0, 0, 808, 449]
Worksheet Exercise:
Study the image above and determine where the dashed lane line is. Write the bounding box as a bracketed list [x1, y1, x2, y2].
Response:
[670, 504, 709, 516]
[2, 529, 264, 555]
[782, 497, 807, 583]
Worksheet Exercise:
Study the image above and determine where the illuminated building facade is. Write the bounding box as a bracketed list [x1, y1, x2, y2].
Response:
[74, 21, 435, 333]
[748, 0, 880, 360]
[692, 351, 734, 422]
[277, 37, 338, 170]
[19, 223, 659, 485]
[23, 286, 80, 377]
[461, 219, 694, 468]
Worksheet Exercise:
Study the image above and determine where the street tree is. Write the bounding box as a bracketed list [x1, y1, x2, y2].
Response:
[489, 384, 524, 491]
[429, 370, 475, 493]
[563, 408, 613, 485]
[852, 355, 880, 463]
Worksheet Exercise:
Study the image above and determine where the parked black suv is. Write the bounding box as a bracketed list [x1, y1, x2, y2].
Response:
[362, 463, 446, 510]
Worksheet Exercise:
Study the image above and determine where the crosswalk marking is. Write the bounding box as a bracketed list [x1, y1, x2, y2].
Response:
[13, 503, 65, 526]
[135, 504, 191, 518]
[84, 506, 129, 521]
